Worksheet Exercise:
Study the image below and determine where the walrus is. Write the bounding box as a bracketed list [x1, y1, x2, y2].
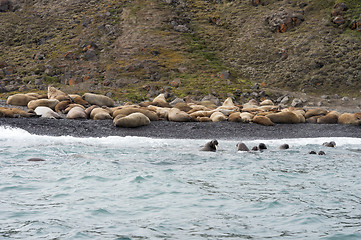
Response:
[201, 139, 218, 152]
[279, 144, 289, 149]
[305, 108, 328, 119]
[236, 142, 249, 151]
[83, 93, 115, 107]
[48, 86, 70, 100]
[27, 158, 46, 162]
[260, 99, 274, 106]
[112, 107, 159, 121]
[168, 108, 192, 122]
[318, 151, 326, 155]
[28, 99, 59, 110]
[174, 102, 192, 112]
[55, 100, 72, 113]
[323, 141, 336, 147]
[90, 107, 112, 120]
[266, 111, 300, 124]
[338, 113, 361, 125]
[252, 115, 274, 126]
[259, 143, 267, 150]
[6, 94, 38, 106]
[0, 107, 35, 118]
[152, 94, 172, 108]
[210, 111, 227, 122]
[66, 106, 87, 119]
[113, 112, 150, 128]
[317, 111, 340, 124]
[228, 112, 243, 122]
[34, 106, 62, 119]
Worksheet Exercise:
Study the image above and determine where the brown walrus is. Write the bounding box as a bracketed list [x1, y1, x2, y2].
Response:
[201, 140, 218, 152]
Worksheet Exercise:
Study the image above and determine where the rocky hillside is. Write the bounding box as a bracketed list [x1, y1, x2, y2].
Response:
[0, 0, 361, 102]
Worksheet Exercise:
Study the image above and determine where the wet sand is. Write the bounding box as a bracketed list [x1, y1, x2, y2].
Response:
[1, 117, 360, 140]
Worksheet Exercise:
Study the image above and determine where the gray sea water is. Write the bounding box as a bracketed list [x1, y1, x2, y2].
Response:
[1, 126, 361, 240]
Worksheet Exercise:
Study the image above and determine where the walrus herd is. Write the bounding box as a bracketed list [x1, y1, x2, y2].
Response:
[1, 86, 361, 128]
[201, 140, 336, 154]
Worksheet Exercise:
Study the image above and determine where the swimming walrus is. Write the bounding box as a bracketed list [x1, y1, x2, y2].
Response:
[323, 141, 336, 147]
[27, 158, 46, 162]
[279, 144, 289, 149]
[201, 139, 218, 152]
[236, 142, 250, 151]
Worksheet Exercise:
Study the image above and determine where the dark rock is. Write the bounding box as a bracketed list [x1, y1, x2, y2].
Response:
[351, 21, 361, 32]
[332, 16, 345, 25]
[334, 2, 348, 12]
[266, 9, 304, 33]
[0, 0, 12, 12]
[219, 70, 230, 79]
[174, 24, 189, 32]
[201, 94, 221, 106]
[291, 98, 303, 107]
[280, 96, 290, 105]
[0, 61, 7, 68]
[84, 49, 97, 60]
[169, 78, 181, 88]
[251, 0, 260, 7]
[34, 78, 43, 85]
[33, 52, 45, 60]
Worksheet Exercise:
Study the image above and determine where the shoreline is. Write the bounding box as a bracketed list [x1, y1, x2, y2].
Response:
[1, 117, 361, 140]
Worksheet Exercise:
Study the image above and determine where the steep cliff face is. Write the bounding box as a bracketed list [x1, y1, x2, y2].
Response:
[0, 0, 360, 102]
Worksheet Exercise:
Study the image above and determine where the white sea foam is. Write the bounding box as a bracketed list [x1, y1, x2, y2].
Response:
[1, 126, 361, 148]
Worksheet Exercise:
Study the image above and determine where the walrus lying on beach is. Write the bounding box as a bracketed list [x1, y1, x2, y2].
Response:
[113, 112, 150, 128]
[0, 107, 36, 118]
[6, 94, 38, 106]
[34, 106, 62, 119]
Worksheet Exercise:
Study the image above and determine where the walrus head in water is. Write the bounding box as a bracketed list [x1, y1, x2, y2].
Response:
[322, 141, 336, 148]
[279, 144, 289, 150]
[27, 158, 46, 162]
[201, 139, 218, 152]
[236, 142, 249, 151]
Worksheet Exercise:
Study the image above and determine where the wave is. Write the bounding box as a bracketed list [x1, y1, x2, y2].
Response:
[1, 126, 361, 147]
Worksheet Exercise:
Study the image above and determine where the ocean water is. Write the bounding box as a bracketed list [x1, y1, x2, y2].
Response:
[1, 126, 361, 240]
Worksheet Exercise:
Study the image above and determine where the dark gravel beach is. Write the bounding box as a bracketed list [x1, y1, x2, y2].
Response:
[1, 117, 360, 140]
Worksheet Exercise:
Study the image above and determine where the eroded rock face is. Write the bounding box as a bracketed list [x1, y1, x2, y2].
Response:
[266, 9, 304, 33]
